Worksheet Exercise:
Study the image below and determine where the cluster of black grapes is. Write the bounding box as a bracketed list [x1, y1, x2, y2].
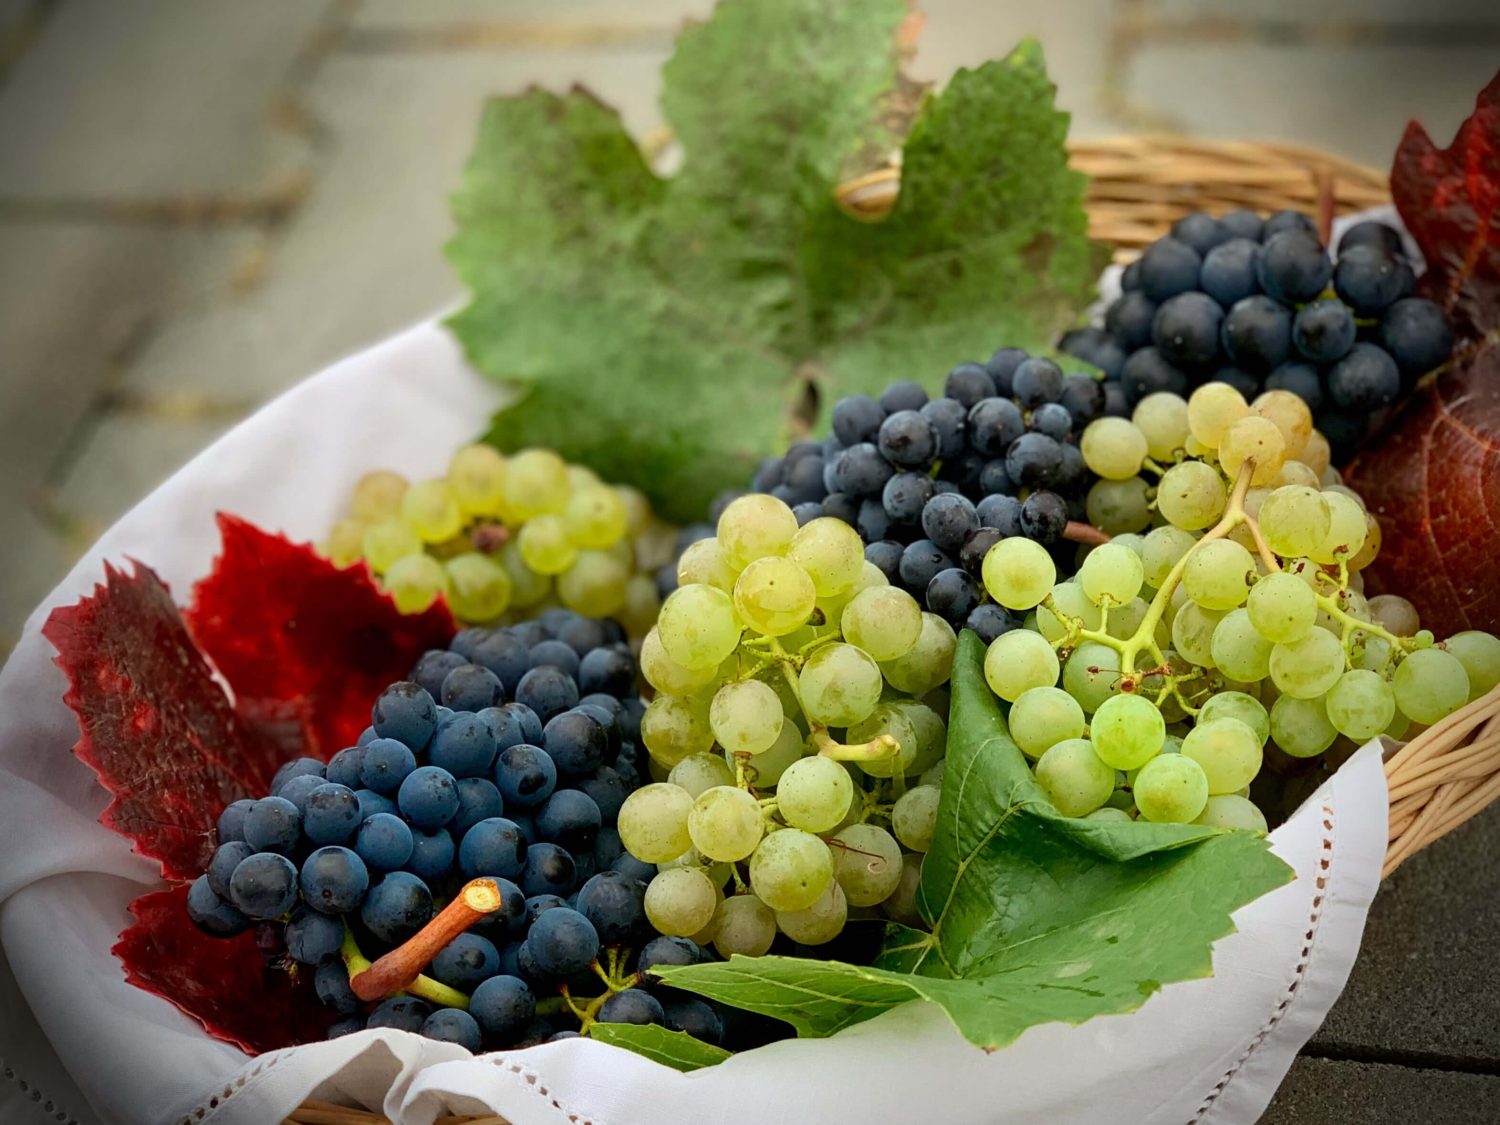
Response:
[671, 356, 1111, 641]
[1063, 209, 1453, 459]
[186, 611, 743, 1051]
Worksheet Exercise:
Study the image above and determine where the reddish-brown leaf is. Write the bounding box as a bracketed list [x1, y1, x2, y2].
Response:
[42, 562, 264, 881]
[1345, 339, 1500, 635]
[1390, 68, 1500, 338]
[186, 514, 455, 763]
[115, 886, 334, 1053]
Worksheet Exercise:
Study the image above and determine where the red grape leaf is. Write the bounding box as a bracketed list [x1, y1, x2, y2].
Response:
[185, 513, 455, 762]
[1345, 339, 1500, 635]
[42, 561, 265, 881]
[115, 886, 334, 1053]
[1391, 67, 1500, 338]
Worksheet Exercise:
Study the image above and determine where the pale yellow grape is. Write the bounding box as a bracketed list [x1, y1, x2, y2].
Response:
[1276, 460, 1321, 488]
[1197, 691, 1270, 746]
[788, 517, 864, 597]
[1106, 596, 1151, 641]
[1061, 642, 1123, 713]
[641, 694, 715, 768]
[775, 880, 847, 945]
[1158, 461, 1227, 530]
[847, 705, 920, 778]
[710, 679, 784, 755]
[1081, 417, 1149, 480]
[673, 538, 734, 593]
[1269, 629, 1345, 699]
[350, 470, 409, 523]
[1181, 718, 1262, 794]
[1211, 608, 1274, 681]
[750, 829, 834, 913]
[776, 756, 855, 834]
[1036, 580, 1104, 641]
[498, 541, 551, 608]
[712, 895, 776, 958]
[1009, 686, 1086, 759]
[1086, 807, 1133, 823]
[1035, 738, 1116, 816]
[1218, 415, 1286, 486]
[362, 518, 423, 574]
[717, 493, 798, 570]
[1171, 602, 1224, 667]
[1299, 430, 1331, 475]
[879, 855, 924, 925]
[1079, 543, 1145, 607]
[1187, 382, 1250, 447]
[798, 643, 882, 726]
[1133, 753, 1209, 822]
[1258, 486, 1331, 559]
[503, 449, 569, 519]
[640, 628, 718, 696]
[889, 701, 948, 776]
[1269, 694, 1337, 758]
[383, 553, 447, 613]
[618, 783, 694, 862]
[658, 583, 742, 669]
[517, 514, 577, 575]
[444, 552, 513, 621]
[1446, 632, 1500, 700]
[556, 549, 628, 616]
[732, 720, 805, 788]
[982, 537, 1056, 610]
[1091, 693, 1165, 770]
[1086, 477, 1153, 534]
[1182, 539, 1255, 610]
[1142, 526, 1199, 589]
[448, 445, 508, 517]
[1194, 795, 1268, 832]
[688, 786, 764, 862]
[891, 785, 941, 852]
[618, 572, 661, 637]
[840, 584, 923, 661]
[1251, 389, 1313, 460]
[985, 630, 1060, 701]
[1393, 648, 1470, 724]
[1133, 392, 1191, 460]
[566, 463, 600, 490]
[734, 556, 817, 636]
[560, 484, 627, 549]
[879, 612, 958, 695]
[644, 867, 718, 937]
[1325, 669, 1396, 742]
[1112, 532, 1147, 559]
[324, 517, 366, 566]
[668, 753, 736, 798]
[831, 824, 904, 906]
[1307, 491, 1368, 565]
[1348, 512, 1382, 571]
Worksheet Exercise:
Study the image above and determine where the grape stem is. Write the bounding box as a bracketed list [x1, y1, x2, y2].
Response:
[1064, 521, 1111, 547]
[811, 726, 899, 763]
[339, 925, 470, 1010]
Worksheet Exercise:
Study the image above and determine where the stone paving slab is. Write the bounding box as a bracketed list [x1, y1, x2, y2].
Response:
[0, 0, 323, 199]
[1309, 803, 1500, 1063]
[352, 0, 715, 31]
[122, 46, 670, 406]
[0, 499, 72, 654]
[1261, 1056, 1500, 1123]
[1148, 0, 1500, 25]
[1125, 42, 1500, 167]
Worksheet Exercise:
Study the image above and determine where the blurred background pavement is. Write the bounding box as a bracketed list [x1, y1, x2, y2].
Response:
[0, 3, 1497, 1120]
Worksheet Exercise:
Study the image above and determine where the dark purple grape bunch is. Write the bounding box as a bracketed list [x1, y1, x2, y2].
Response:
[186, 609, 728, 1051]
[1063, 209, 1453, 460]
[693, 355, 1109, 643]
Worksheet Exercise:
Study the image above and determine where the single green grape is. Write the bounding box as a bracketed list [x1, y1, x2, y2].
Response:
[1133, 392, 1191, 460]
[498, 540, 551, 608]
[1257, 486, 1330, 559]
[1061, 641, 1123, 714]
[1307, 490, 1368, 565]
[1218, 415, 1286, 486]
[517, 514, 577, 576]
[383, 553, 447, 613]
[982, 538, 1057, 611]
[1086, 807, 1133, 823]
[560, 484, 627, 549]
[798, 643, 883, 726]
[447, 445, 507, 518]
[1133, 753, 1210, 822]
[1079, 542, 1146, 607]
[1181, 717, 1262, 794]
[840, 584, 923, 661]
[556, 548, 629, 617]
[847, 705, 920, 778]
[1171, 601, 1225, 668]
[1194, 794, 1268, 832]
[658, 582, 742, 670]
[618, 783, 694, 862]
[879, 613, 957, 695]
[1141, 526, 1199, 589]
[667, 752, 737, 799]
[1324, 669, 1396, 743]
[891, 784, 941, 852]
[1035, 738, 1115, 816]
[776, 756, 855, 834]
[640, 627, 718, 696]
[830, 824, 903, 907]
[1009, 686, 1086, 759]
[717, 493, 798, 570]
[1085, 477, 1153, 535]
[400, 479, 464, 543]
[787, 517, 865, 598]
[734, 556, 817, 636]
[1080, 417, 1149, 480]
[1183, 539, 1255, 610]
[362, 518, 422, 574]
[1246, 571, 1317, 644]
[1187, 382, 1250, 447]
[688, 786, 764, 862]
[1090, 693, 1165, 770]
[774, 879, 847, 945]
[641, 694, 715, 768]
[1269, 693, 1338, 758]
[985, 630, 1060, 702]
[322, 517, 367, 566]
[350, 469, 408, 524]
[711, 894, 776, 958]
[1197, 691, 1269, 747]
[1445, 631, 1500, 701]
[1269, 629, 1344, 699]
[889, 700, 948, 777]
[443, 552, 512, 621]
[709, 679, 784, 755]
[730, 720, 806, 788]
[748, 828, 833, 912]
[1036, 581, 1103, 642]
[1211, 608, 1274, 681]
[1393, 647, 1470, 725]
[1157, 461, 1227, 531]
[503, 449, 570, 519]
[644, 867, 718, 937]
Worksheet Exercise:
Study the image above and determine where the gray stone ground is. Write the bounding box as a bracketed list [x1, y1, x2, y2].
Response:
[0, 1, 1497, 1121]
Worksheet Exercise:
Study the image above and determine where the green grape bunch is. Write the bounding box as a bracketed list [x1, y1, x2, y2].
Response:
[618, 495, 952, 954]
[321, 445, 678, 632]
[981, 382, 1500, 830]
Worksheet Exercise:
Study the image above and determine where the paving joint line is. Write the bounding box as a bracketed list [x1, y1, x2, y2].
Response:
[1302, 1042, 1500, 1077]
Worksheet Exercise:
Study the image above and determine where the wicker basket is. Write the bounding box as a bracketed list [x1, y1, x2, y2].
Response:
[282, 137, 1497, 1125]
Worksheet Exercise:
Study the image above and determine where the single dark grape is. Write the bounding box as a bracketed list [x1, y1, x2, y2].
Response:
[356, 812, 415, 872]
[575, 870, 647, 943]
[1292, 298, 1356, 362]
[422, 1008, 482, 1051]
[976, 494, 1023, 537]
[1379, 297, 1452, 378]
[966, 397, 1025, 456]
[207, 841, 255, 899]
[882, 471, 934, 525]
[820, 491, 859, 525]
[576, 646, 633, 698]
[1327, 342, 1400, 411]
[315, 959, 361, 1014]
[243, 795, 302, 854]
[536, 789, 602, 850]
[857, 498, 894, 542]
[542, 709, 608, 777]
[406, 828, 456, 883]
[977, 458, 1014, 497]
[1257, 230, 1331, 304]
[920, 492, 979, 553]
[1337, 220, 1405, 259]
[186, 875, 249, 936]
[227, 852, 299, 920]
[1057, 326, 1125, 380]
[985, 347, 1028, 396]
[1020, 490, 1069, 544]
[877, 380, 926, 414]
[1219, 209, 1265, 242]
[1057, 373, 1106, 426]
[877, 410, 938, 468]
[944, 362, 996, 407]
[864, 540, 904, 583]
[1333, 245, 1414, 315]
[458, 817, 528, 881]
[1012, 357, 1065, 408]
[514, 666, 579, 723]
[1222, 295, 1293, 372]
[1030, 402, 1073, 442]
[303, 783, 361, 846]
[1120, 347, 1189, 405]
[469, 975, 535, 1043]
[271, 757, 325, 796]
[525, 906, 599, 976]
[286, 906, 344, 965]
[830, 442, 894, 497]
[442, 664, 505, 713]
[957, 527, 1003, 575]
[354, 788, 396, 821]
[1139, 237, 1202, 302]
[920, 396, 968, 458]
[1004, 432, 1063, 490]
[898, 540, 955, 593]
[1120, 258, 1142, 291]
[1199, 238, 1262, 308]
[521, 841, 578, 898]
[216, 798, 254, 844]
[1152, 291, 1223, 368]
[1105, 290, 1157, 352]
[411, 650, 470, 701]
[662, 998, 725, 1044]
[1264, 362, 1324, 411]
[324, 747, 365, 791]
[1170, 211, 1229, 255]
[1102, 381, 1129, 418]
[1263, 210, 1317, 239]
[431, 932, 502, 991]
[598, 988, 666, 1027]
[966, 603, 1019, 644]
[925, 568, 982, 625]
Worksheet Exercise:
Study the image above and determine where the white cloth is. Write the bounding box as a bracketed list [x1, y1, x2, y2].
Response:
[0, 319, 1390, 1125]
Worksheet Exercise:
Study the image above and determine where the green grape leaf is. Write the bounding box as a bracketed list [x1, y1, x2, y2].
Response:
[655, 631, 1292, 1050]
[447, 0, 1104, 521]
[587, 1022, 733, 1071]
